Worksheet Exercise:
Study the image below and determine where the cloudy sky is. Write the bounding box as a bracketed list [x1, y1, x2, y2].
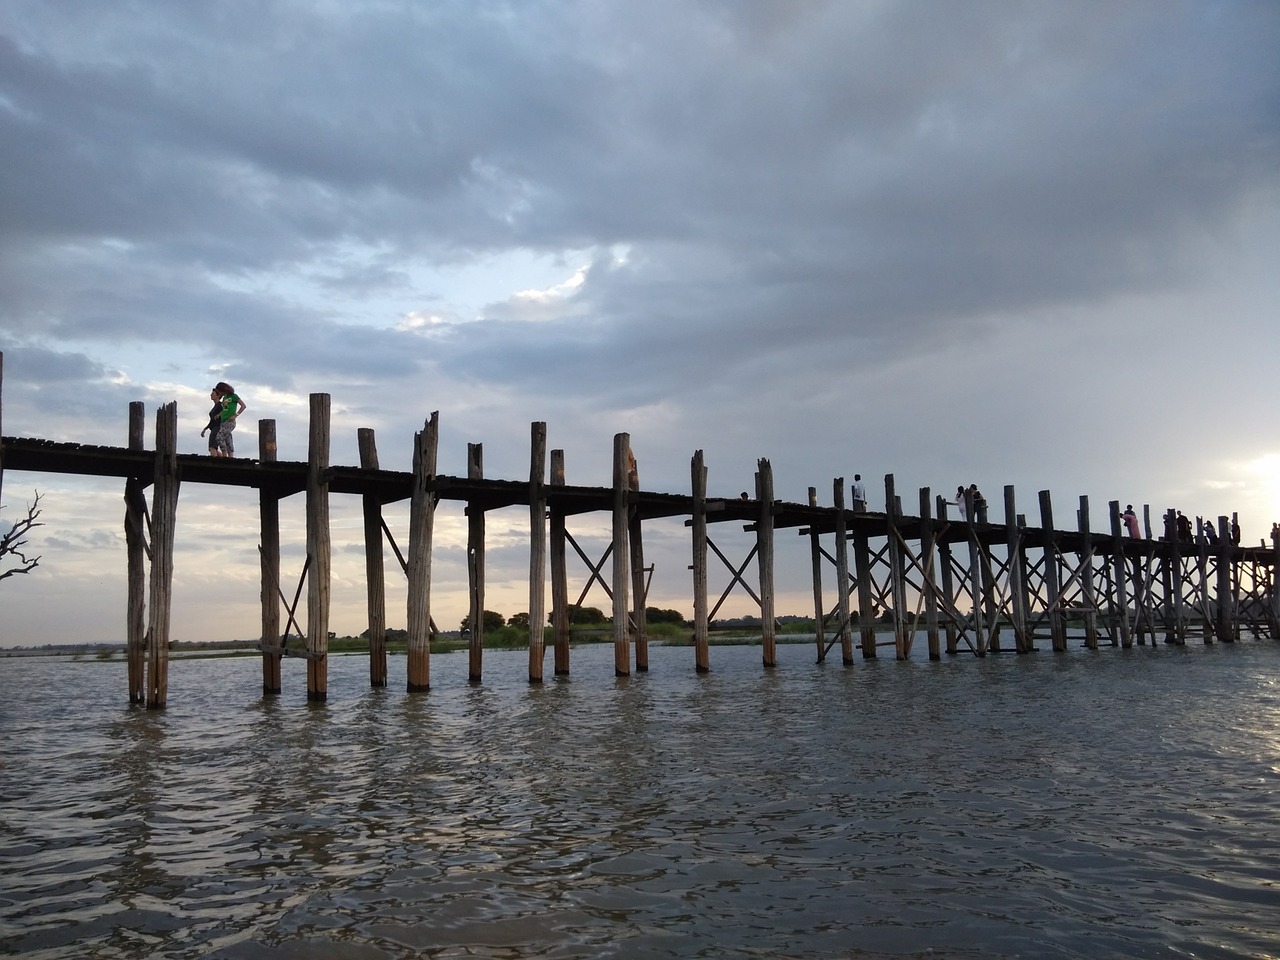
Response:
[2, 1, 1278, 652]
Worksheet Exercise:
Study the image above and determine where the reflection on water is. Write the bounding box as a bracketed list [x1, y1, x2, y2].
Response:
[2, 641, 1279, 959]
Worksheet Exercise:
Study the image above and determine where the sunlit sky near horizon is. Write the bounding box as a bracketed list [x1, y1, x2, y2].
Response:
[2, 1, 1279, 649]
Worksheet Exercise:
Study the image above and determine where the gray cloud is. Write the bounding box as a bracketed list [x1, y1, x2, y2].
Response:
[1, 0, 1277, 643]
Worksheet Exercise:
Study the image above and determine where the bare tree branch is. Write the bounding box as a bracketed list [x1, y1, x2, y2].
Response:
[0, 491, 43, 582]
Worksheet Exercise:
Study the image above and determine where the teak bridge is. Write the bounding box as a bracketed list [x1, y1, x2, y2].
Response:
[2, 356, 1278, 709]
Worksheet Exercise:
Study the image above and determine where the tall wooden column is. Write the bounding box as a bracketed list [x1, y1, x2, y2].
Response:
[1006, 486, 1031, 653]
[920, 488, 941, 660]
[305, 395, 332, 702]
[885, 474, 910, 659]
[1108, 501, 1133, 649]
[124, 402, 146, 703]
[854, 519, 876, 658]
[406, 412, 438, 692]
[832, 479, 853, 665]
[259, 420, 282, 695]
[1039, 491, 1065, 652]
[145, 402, 179, 709]
[757, 458, 777, 667]
[628, 443, 648, 672]
[937, 496, 959, 655]
[1216, 516, 1234, 643]
[1270, 523, 1280, 640]
[690, 450, 710, 673]
[550, 449, 570, 675]
[611, 433, 631, 676]
[468, 442, 487, 681]
[808, 487, 827, 661]
[358, 428, 387, 687]
[1079, 496, 1098, 650]
[529, 422, 547, 683]
[962, 487, 985, 656]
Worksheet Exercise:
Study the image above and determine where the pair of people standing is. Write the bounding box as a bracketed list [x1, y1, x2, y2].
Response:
[201, 381, 246, 457]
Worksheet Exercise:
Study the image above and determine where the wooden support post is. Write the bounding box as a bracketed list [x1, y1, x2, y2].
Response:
[259, 420, 282, 695]
[406, 412, 438, 692]
[125, 402, 146, 703]
[920, 488, 941, 660]
[854, 512, 876, 659]
[1006, 486, 1030, 653]
[550, 449, 569, 676]
[757, 458, 777, 668]
[832, 479, 854, 665]
[691, 450, 710, 673]
[1271, 523, 1280, 640]
[529, 422, 548, 683]
[1163, 509, 1184, 644]
[1038, 490, 1065, 653]
[1195, 521, 1213, 644]
[1079, 496, 1098, 650]
[808, 487, 827, 662]
[611, 433, 631, 676]
[305, 394, 332, 702]
[628, 443, 648, 672]
[1216, 516, 1234, 643]
[145, 402, 179, 709]
[467, 442, 487, 681]
[1109, 501, 1133, 649]
[885, 474, 909, 659]
[963, 486, 985, 656]
[0, 352, 4, 508]
[358, 428, 387, 688]
[937, 496, 959, 655]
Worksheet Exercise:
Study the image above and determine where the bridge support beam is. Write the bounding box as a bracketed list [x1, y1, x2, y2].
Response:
[145, 402, 179, 709]
[406, 412, 438, 692]
[305, 395, 332, 701]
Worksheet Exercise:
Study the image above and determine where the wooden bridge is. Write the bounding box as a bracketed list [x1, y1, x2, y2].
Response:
[2, 353, 1277, 708]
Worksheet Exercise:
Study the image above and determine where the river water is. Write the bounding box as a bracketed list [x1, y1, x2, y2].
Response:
[1, 639, 1278, 959]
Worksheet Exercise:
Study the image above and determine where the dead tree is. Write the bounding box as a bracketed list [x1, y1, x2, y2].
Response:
[0, 491, 43, 582]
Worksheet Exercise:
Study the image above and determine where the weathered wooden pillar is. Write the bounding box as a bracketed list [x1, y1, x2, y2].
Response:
[808, 487, 827, 661]
[690, 450, 710, 673]
[1039, 490, 1065, 652]
[853, 511, 876, 659]
[1215, 516, 1234, 643]
[529, 422, 548, 683]
[258, 420, 282, 695]
[305, 395, 332, 702]
[357, 428, 387, 688]
[1195, 520, 1214, 644]
[1271, 523, 1280, 640]
[145, 402, 179, 709]
[1163, 509, 1185, 644]
[1006, 486, 1030, 653]
[920, 488, 941, 660]
[757, 458, 777, 667]
[884, 474, 909, 659]
[937, 496, 959, 654]
[549, 449, 570, 675]
[124, 402, 147, 703]
[467, 442, 487, 681]
[406, 412, 438, 692]
[832, 481, 853, 664]
[611, 433, 631, 676]
[628, 444, 648, 672]
[1109, 500, 1133, 649]
[1079, 496, 1098, 650]
[963, 487, 985, 656]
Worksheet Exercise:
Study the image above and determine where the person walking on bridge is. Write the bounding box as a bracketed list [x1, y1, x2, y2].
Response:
[212, 382, 246, 458]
